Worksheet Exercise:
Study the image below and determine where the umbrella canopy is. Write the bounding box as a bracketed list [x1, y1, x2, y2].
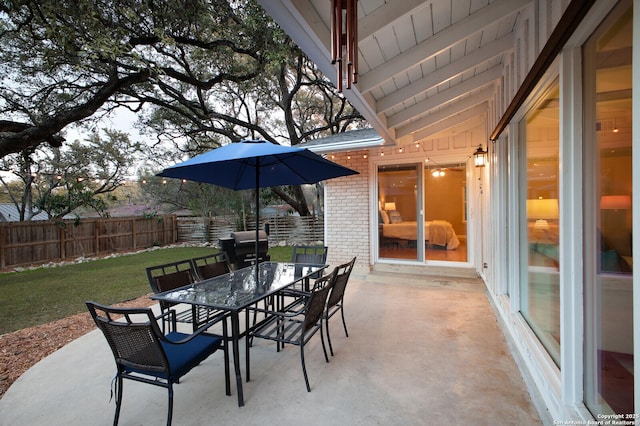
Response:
[158, 139, 358, 190]
[157, 140, 358, 279]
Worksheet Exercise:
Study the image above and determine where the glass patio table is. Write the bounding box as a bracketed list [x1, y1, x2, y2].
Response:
[150, 261, 326, 407]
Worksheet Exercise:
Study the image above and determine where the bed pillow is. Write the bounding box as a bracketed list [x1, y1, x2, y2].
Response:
[379, 210, 390, 224]
[388, 210, 402, 224]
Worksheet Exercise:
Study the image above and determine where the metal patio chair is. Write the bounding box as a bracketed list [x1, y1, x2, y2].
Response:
[86, 301, 230, 426]
[324, 256, 356, 356]
[281, 245, 329, 301]
[146, 259, 219, 331]
[191, 251, 231, 281]
[250, 270, 336, 392]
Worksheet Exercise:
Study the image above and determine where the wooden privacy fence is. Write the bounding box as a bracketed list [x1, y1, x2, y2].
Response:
[177, 215, 324, 246]
[0, 215, 177, 269]
[0, 214, 321, 270]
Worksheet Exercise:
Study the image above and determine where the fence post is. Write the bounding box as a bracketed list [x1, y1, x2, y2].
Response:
[0, 223, 5, 269]
[95, 219, 100, 256]
[60, 224, 66, 259]
[132, 217, 137, 249]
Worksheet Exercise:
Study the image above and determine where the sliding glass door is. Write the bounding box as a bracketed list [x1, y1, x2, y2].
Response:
[424, 163, 468, 262]
[378, 162, 469, 263]
[583, 1, 633, 416]
[378, 165, 419, 261]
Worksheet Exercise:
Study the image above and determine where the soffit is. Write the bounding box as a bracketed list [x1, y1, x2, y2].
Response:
[259, 0, 531, 148]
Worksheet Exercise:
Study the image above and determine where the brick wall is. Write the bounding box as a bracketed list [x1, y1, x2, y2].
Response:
[325, 150, 370, 274]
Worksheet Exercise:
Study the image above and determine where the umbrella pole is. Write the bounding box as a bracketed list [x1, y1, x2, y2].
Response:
[255, 158, 260, 285]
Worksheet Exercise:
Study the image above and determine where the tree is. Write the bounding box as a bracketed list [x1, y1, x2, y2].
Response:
[1, 1, 366, 216]
[0, 129, 141, 220]
[0, 0, 264, 156]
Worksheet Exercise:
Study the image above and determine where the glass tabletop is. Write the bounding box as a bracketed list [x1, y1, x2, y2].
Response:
[150, 262, 326, 311]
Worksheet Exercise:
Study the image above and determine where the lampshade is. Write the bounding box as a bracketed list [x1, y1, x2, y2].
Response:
[526, 198, 559, 220]
[384, 202, 396, 211]
[600, 195, 631, 210]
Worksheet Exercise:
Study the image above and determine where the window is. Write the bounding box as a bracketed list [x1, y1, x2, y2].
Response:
[519, 78, 561, 366]
[583, 0, 633, 416]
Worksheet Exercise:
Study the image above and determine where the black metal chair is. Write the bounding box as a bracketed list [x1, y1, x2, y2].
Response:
[145, 259, 217, 331]
[191, 251, 231, 281]
[86, 301, 230, 426]
[324, 256, 356, 356]
[283, 245, 329, 299]
[291, 245, 328, 267]
[250, 270, 336, 392]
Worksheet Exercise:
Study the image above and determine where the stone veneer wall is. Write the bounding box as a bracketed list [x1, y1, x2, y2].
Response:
[324, 150, 370, 274]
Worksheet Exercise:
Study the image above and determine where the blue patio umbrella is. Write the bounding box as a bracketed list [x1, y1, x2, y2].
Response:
[157, 140, 358, 277]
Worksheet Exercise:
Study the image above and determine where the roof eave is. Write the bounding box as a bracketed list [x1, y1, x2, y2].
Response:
[258, 0, 397, 146]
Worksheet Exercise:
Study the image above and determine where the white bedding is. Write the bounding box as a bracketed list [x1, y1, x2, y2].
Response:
[382, 220, 460, 250]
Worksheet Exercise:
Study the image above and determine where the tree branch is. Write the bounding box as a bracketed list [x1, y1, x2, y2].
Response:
[0, 69, 151, 157]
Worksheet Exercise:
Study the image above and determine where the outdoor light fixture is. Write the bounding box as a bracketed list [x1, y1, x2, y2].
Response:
[474, 144, 488, 167]
[331, 0, 358, 91]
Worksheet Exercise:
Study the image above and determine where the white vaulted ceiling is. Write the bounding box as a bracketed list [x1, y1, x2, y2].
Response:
[259, 0, 532, 147]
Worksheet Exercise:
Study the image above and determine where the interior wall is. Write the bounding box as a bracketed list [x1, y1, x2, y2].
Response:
[425, 169, 466, 235]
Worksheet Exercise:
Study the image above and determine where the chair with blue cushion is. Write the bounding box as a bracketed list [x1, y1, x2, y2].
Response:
[86, 301, 230, 426]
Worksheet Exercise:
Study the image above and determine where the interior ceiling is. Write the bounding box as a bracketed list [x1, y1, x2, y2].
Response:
[259, 0, 531, 146]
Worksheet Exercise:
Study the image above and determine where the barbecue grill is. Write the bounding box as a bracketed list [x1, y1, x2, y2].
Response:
[222, 230, 270, 270]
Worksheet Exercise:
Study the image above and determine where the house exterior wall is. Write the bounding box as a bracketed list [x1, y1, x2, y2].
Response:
[261, 0, 637, 422]
[487, 1, 636, 423]
[324, 150, 371, 274]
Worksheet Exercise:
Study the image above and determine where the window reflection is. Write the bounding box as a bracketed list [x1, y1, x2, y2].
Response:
[584, 0, 633, 416]
[520, 79, 561, 366]
[378, 165, 418, 261]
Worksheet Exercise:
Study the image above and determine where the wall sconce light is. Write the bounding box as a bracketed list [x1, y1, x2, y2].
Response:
[331, 0, 358, 92]
[474, 145, 488, 167]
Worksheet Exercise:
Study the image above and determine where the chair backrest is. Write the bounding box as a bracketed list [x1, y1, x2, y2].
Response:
[327, 256, 356, 309]
[86, 302, 169, 375]
[303, 272, 335, 334]
[291, 245, 328, 265]
[191, 252, 231, 281]
[146, 259, 197, 294]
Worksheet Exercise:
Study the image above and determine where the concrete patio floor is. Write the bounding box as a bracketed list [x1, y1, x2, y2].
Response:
[0, 272, 544, 426]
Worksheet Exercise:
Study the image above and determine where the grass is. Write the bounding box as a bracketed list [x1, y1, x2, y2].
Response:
[0, 245, 294, 335]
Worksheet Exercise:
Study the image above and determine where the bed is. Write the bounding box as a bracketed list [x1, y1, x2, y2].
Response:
[380, 210, 460, 250]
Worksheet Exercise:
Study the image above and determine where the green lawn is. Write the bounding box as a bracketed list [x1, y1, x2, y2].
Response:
[0, 245, 294, 335]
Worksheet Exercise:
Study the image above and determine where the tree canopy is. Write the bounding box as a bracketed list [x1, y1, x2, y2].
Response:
[0, 0, 366, 217]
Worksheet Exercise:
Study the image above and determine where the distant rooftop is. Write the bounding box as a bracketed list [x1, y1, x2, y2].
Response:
[0, 204, 49, 222]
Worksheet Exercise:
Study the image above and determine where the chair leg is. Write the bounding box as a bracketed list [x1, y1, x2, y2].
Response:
[251, 297, 273, 326]
[340, 305, 349, 337]
[222, 320, 231, 396]
[300, 344, 311, 392]
[113, 375, 123, 426]
[320, 321, 329, 363]
[167, 384, 174, 426]
[325, 316, 335, 357]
